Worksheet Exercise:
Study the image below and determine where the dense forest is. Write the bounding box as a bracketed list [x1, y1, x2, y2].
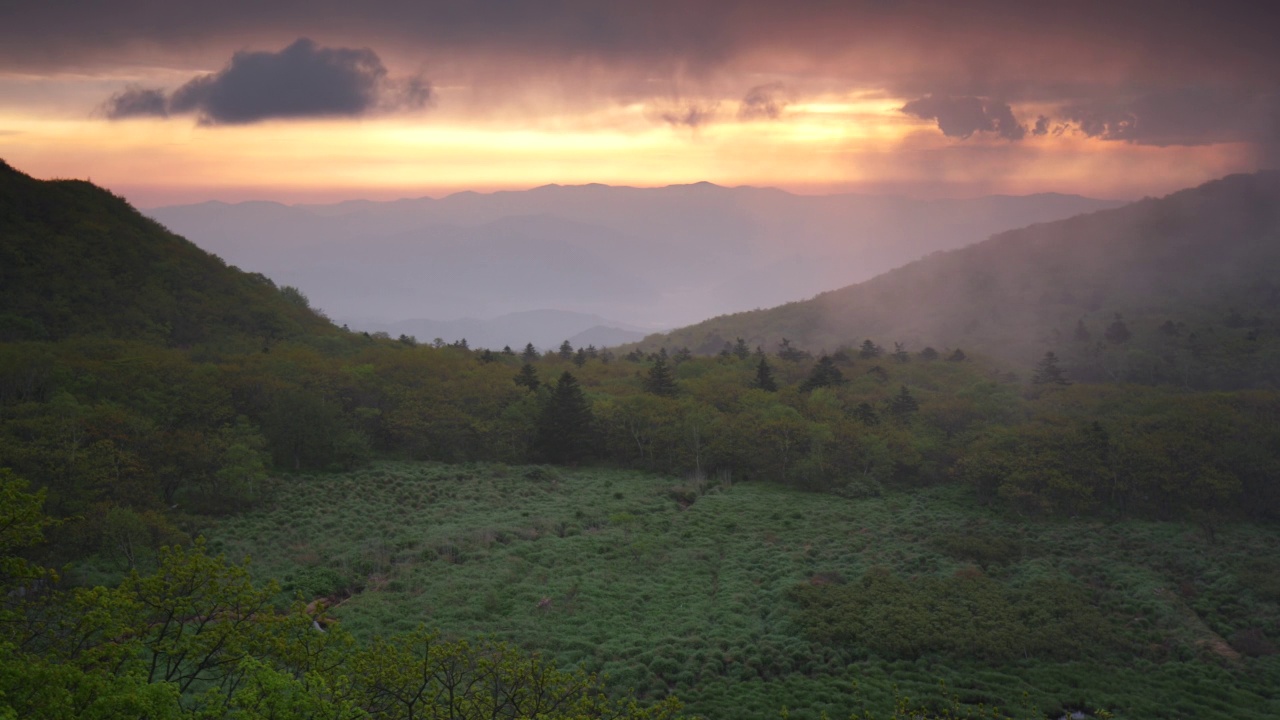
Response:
[2, 159, 1280, 718]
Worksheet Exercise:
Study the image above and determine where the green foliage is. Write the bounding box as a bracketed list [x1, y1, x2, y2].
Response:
[644, 350, 679, 397]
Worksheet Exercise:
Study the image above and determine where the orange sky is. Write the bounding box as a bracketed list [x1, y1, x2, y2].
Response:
[1, 2, 1274, 206]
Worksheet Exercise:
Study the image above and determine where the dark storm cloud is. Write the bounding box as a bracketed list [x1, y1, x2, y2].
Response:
[739, 83, 787, 120]
[102, 85, 169, 119]
[169, 38, 397, 124]
[103, 39, 431, 124]
[1062, 89, 1280, 147]
[900, 96, 1026, 141]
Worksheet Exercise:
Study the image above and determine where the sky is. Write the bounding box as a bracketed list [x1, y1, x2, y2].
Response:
[1, 0, 1277, 206]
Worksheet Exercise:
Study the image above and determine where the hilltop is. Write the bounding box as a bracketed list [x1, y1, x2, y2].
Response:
[0, 159, 334, 348]
[643, 172, 1280, 388]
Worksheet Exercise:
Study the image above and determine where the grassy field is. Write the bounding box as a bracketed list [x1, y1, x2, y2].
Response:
[206, 462, 1280, 719]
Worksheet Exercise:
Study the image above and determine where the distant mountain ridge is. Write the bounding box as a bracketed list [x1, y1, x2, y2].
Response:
[639, 172, 1280, 387]
[348, 309, 649, 351]
[148, 182, 1123, 330]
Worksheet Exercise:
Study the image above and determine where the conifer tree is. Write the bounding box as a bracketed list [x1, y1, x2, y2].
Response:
[800, 355, 844, 392]
[502, 345, 515, 356]
[1104, 313, 1131, 344]
[889, 385, 920, 420]
[522, 343, 539, 362]
[535, 371, 595, 463]
[558, 340, 574, 360]
[858, 339, 883, 359]
[947, 348, 967, 362]
[891, 342, 910, 363]
[644, 349, 679, 396]
[919, 346, 940, 361]
[514, 363, 541, 391]
[1032, 351, 1072, 385]
[733, 337, 751, 360]
[753, 356, 778, 392]
[573, 348, 587, 367]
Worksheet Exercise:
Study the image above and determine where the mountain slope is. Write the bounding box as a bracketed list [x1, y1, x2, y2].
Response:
[0, 160, 334, 347]
[644, 172, 1280, 386]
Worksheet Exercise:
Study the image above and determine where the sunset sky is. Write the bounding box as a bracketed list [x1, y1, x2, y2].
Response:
[1, 0, 1276, 206]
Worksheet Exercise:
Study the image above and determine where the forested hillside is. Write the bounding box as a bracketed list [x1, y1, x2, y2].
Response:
[3, 161, 1280, 718]
[0, 160, 335, 348]
[643, 172, 1280, 389]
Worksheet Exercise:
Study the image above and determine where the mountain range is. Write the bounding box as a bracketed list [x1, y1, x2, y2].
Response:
[147, 183, 1122, 347]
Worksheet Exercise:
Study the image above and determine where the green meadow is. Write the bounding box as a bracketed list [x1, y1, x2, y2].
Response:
[206, 461, 1280, 719]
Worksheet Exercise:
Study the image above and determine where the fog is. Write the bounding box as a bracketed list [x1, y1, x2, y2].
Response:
[149, 183, 1120, 347]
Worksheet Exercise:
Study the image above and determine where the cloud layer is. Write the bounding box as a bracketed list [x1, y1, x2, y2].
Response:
[104, 38, 430, 124]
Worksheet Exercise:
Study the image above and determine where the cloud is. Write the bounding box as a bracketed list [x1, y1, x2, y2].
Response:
[659, 103, 718, 129]
[1062, 88, 1280, 147]
[103, 38, 431, 125]
[900, 95, 1027, 140]
[102, 85, 169, 119]
[738, 83, 787, 120]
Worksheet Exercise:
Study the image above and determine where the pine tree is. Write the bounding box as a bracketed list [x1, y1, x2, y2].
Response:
[888, 385, 919, 420]
[919, 346, 940, 361]
[946, 348, 967, 362]
[501, 345, 515, 356]
[644, 349, 679, 396]
[558, 340, 574, 360]
[514, 363, 541, 391]
[800, 355, 844, 392]
[1031, 351, 1072, 385]
[853, 401, 880, 425]
[776, 338, 809, 362]
[672, 347, 693, 365]
[858, 339, 883, 359]
[534, 372, 595, 463]
[891, 342, 910, 363]
[753, 356, 778, 392]
[522, 343, 539, 362]
[1104, 313, 1131, 344]
[573, 348, 587, 367]
[733, 337, 751, 359]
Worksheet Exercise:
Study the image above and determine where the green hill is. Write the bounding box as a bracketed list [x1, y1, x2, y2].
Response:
[0, 159, 334, 348]
[643, 172, 1280, 388]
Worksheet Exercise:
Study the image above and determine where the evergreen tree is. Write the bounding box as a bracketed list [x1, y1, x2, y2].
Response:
[865, 365, 888, 382]
[858, 339, 883, 359]
[1031, 351, 1072, 385]
[800, 355, 845, 392]
[891, 342, 910, 363]
[644, 349, 679, 396]
[919, 346, 940, 361]
[585, 344, 599, 359]
[452, 338, 469, 350]
[534, 372, 595, 463]
[558, 340, 574, 360]
[522, 343, 539, 362]
[514, 363, 541, 391]
[1104, 313, 1131, 344]
[502, 345, 515, 356]
[733, 337, 751, 359]
[753, 356, 779, 392]
[573, 348, 587, 367]
[853, 401, 880, 425]
[719, 342, 734, 359]
[776, 338, 809, 362]
[947, 348, 967, 362]
[888, 385, 920, 420]
[673, 347, 693, 365]
[479, 348, 497, 363]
